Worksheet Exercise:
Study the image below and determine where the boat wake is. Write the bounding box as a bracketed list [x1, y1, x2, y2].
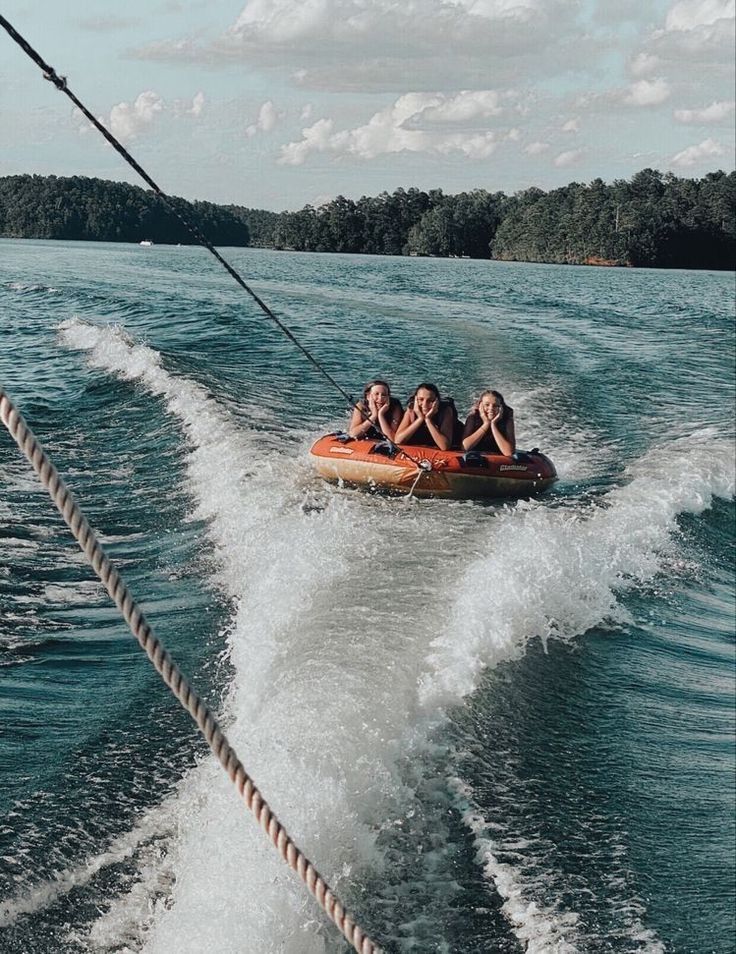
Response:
[14, 317, 729, 952]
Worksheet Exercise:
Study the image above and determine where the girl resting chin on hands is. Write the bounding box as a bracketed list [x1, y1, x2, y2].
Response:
[348, 379, 403, 441]
[462, 389, 516, 456]
[395, 382, 455, 450]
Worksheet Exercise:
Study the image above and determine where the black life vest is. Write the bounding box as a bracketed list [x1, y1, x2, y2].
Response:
[404, 399, 462, 448]
[462, 409, 512, 453]
[358, 397, 402, 440]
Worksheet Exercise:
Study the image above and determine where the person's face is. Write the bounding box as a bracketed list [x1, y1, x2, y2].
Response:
[368, 384, 390, 408]
[480, 394, 502, 417]
[415, 387, 437, 413]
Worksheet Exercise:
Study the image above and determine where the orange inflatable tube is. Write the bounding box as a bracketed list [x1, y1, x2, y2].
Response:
[310, 433, 558, 499]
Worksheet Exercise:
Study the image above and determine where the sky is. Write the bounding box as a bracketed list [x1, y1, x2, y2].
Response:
[0, 0, 734, 211]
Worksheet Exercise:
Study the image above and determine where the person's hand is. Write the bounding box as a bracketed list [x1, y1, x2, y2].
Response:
[490, 405, 503, 425]
[367, 394, 379, 421]
[413, 403, 425, 422]
[425, 399, 438, 421]
[479, 404, 490, 424]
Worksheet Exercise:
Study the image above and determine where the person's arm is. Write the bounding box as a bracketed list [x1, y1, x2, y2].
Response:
[348, 402, 377, 438]
[425, 404, 453, 450]
[377, 402, 400, 441]
[462, 411, 487, 451]
[395, 407, 422, 444]
[491, 409, 515, 456]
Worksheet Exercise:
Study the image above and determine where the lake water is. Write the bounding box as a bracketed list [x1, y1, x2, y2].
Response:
[0, 239, 734, 953]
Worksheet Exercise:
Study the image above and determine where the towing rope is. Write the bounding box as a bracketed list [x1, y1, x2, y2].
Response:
[0, 387, 381, 954]
[0, 14, 354, 410]
[406, 459, 433, 499]
[0, 12, 425, 471]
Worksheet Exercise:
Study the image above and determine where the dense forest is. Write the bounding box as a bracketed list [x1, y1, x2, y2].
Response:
[1, 170, 734, 269]
[0, 175, 248, 246]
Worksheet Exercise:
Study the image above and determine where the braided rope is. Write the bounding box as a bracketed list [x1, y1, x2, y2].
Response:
[0, 387, 382, 954]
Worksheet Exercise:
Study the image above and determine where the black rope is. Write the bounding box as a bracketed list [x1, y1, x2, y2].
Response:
[0, 14, 427, 466]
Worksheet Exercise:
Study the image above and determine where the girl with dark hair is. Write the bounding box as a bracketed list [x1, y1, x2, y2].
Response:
[394, 382, 455, 450]
[462, 389, 516, 456]
[348, 379, 403, 441]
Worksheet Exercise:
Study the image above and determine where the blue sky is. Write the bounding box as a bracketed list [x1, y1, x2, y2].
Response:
[1, 0, 734, 211]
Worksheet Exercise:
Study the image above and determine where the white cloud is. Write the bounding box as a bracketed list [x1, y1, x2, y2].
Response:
[561, 118, 579, 132]
[629, 52, 660, 76]
[300, 103, 314, 121]
[419, 90, 505, 123]
[437, 132, 500, 158]
[665, 0, 734, 32]
[674, 99, 735, 121]
[671, 136, 724, 164]
[553, 148, 583, 167]
[628, 0, 734, 85]
[245, 100, 280, 137]
[279, 118, 341, 165]
[233, 0, 328, 44]
[452, 0, 544, 20]
[624, 78, 671, 106]
[278, 90, 516, 164]
[136, 0, 585, 91]
[524, 140, 549, 154]
[100, 90, 206, 141]
[108, 91, 164, 142]
[188, 91, 206, 117]
[232, 0, 562, 46]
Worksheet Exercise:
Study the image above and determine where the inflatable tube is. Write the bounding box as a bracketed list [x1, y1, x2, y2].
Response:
[310, 433, 558, 500]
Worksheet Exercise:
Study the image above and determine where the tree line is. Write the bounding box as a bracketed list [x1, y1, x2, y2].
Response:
[0, 175, 249, 246]
[1, 170, 733, 269]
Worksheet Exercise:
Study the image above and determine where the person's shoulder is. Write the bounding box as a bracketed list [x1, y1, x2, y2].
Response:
[462, 409, 480, 433]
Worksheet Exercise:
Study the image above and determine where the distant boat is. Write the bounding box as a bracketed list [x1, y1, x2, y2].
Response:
[139, 240, 153, 247]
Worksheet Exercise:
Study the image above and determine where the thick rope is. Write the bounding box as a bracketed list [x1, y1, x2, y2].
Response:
[0, 387, 382, 954]
[406, 467, 428, 500]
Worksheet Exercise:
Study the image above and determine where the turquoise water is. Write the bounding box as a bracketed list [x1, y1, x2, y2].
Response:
[0, 239, 734, 953]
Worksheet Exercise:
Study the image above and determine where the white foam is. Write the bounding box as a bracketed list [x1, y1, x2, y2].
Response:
[451, 779, 666, 954]
[5, 281, 59, 293]
[418, 428, 735, 712]
[59, 318, 408, 950]
[42, 581, 106, 605]
[510, 381, 613, 482]
[0, 800, 175, 930]
[55, 318, 733, 952]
